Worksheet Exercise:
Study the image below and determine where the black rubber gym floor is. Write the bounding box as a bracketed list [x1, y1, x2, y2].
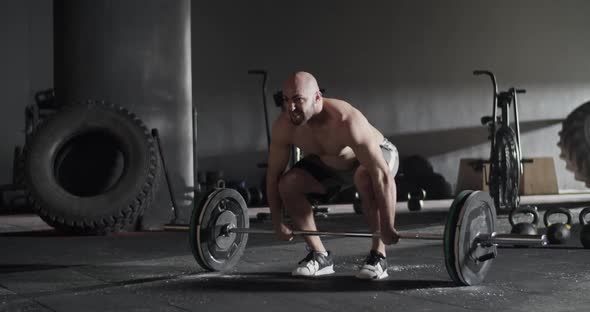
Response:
[1, 207, 588, 312]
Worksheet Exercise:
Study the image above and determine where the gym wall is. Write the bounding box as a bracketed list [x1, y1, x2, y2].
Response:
[192, 0, 590, 193]
[0, 0, 53, 187]
[1, 0, 589, 200]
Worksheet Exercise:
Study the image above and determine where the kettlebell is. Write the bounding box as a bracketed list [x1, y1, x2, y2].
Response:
[543, 207, 573, 245]
[408, 188, 426, 212]
[509, 206, 539, 235]
[579, 207, 590, 249]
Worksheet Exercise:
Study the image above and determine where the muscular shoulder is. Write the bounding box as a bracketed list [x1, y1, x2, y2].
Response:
[324, 98, 367, 128]
[324, 99, 372, 145]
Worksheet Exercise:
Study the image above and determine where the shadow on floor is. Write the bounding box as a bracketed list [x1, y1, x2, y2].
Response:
[0, 264, 83, 273]
[174, 272, 456, 292]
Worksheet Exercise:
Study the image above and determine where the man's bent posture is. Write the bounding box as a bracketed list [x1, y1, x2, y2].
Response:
[266, 71, 400, 280]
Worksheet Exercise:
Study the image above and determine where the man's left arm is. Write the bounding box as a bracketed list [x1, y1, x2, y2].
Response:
[345, 118, 397, 238]
[349, 135, 395, 210]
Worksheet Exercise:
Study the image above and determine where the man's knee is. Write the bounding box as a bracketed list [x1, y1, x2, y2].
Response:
[278, 170, 312, 217]
[278, 169, 305, 198]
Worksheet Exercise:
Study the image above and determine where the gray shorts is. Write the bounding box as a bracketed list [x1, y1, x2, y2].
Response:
[291, 138, 399, 201]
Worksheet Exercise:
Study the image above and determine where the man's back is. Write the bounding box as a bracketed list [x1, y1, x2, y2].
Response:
[273, 97, 384, 171]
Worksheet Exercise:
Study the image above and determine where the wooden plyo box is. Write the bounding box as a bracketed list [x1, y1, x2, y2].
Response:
[456, 158, 490, 193]
[520, 157, 559, 195]
[456, 157, 558, 195]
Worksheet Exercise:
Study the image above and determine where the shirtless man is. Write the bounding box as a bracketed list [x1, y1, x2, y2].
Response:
[266, 71, 400, 280]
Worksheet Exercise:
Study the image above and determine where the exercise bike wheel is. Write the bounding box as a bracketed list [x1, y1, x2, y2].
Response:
[489, 126, 520, 213]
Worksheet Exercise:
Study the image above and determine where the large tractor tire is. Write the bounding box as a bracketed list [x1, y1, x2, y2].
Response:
[558, 101, 590, 187]
[24, 101, 160, 234]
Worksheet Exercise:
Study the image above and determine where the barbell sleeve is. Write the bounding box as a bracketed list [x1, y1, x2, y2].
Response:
[476, 233, 548, 247]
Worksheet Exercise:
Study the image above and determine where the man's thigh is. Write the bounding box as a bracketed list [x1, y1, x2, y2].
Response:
[291, 155, 354, 201]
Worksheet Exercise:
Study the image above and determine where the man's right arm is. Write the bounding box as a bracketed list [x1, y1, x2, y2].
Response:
[265, 120, 291, 237]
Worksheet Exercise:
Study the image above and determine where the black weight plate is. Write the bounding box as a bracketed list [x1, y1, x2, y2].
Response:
[443, 190, 473, 285]
[189, 188, 249, 271]
[446, 191, 496, 286]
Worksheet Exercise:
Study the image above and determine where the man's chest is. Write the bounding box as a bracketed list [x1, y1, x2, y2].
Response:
[291, 127, 348, 156]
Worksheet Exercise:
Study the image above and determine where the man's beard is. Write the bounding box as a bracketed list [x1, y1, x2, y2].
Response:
[289, 100, 315, 126]
[289, 111, 305, 126]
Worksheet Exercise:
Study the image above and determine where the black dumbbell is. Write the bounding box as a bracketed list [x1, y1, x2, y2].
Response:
[353, 191, 363, 215]
[248, 187, 263, 207]
[227, 180, 252, 206]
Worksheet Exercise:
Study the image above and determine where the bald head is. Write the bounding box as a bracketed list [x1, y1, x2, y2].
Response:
[283, 71, 320, 96]
[282, 71, 323, 126]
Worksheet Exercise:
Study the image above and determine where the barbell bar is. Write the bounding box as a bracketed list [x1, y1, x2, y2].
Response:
[222, 224, 548, 247]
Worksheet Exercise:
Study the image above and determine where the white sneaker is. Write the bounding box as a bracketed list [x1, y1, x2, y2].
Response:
[356, 250, 389, 280]
[292, 251, 335, 277]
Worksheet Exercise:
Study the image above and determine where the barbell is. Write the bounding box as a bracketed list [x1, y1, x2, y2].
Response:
[187, 188, 548, 286]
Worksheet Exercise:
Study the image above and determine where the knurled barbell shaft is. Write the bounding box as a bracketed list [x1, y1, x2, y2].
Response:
[228, 228, 442, 240]
[225, 227, 548, 246]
